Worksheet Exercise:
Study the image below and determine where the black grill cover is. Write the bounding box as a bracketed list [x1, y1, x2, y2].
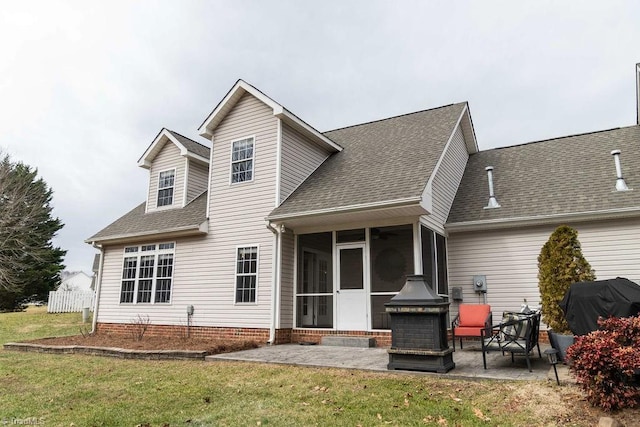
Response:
[559, 277, 640, 336]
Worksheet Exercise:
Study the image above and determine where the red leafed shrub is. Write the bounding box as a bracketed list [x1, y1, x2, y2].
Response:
[566, 315, 640, 411]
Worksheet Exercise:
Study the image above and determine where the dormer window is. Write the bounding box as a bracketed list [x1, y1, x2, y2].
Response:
[231, 137, 254, 183]
[157, 169, 175, 207]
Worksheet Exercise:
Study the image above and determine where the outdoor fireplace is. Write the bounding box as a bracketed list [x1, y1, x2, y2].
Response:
[385, 274, 455, 372]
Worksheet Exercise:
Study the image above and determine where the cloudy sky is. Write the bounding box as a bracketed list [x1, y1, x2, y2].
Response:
[1, 1, 639, 272]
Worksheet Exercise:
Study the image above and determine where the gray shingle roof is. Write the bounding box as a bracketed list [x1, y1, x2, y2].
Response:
[269, 103, 467, 218]
[87, 192, 208, 243]
[166, 129, 210, 159]
[447, 126, 640, 225]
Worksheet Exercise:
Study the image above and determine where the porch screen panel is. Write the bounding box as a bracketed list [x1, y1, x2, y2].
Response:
[421, 226, 436, 291]
[421, 225, 449, 296]
[370, 224, 414, 329]
[436, 233, 448, 296]
[297, 232, 333, 328]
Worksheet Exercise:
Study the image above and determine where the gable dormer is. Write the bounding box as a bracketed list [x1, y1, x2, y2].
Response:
[197, 80, 342, 212]
[138, 128, 210, 213]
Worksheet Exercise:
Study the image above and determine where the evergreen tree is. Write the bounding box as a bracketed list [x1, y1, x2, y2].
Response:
[0, 153, 66, 310]
[538, 225, 595, 333]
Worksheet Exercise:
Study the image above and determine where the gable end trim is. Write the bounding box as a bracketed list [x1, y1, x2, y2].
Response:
[198, 80, 342, 153]
[138, 128, 209, 169]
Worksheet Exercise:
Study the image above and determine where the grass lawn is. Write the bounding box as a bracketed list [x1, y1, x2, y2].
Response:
[0, 307, 631, 426]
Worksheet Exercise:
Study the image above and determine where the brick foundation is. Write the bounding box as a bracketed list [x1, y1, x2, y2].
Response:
[96, 323, 393, 347]
[97, 323, 272, 344]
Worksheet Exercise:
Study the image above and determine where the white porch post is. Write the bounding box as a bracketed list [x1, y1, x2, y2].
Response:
[413, 222, 422, 274]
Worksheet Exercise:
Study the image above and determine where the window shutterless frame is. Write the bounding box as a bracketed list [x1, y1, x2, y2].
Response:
[234, 244, 259, 304]
[119, 242, 176, 304]
[229, 136, 255, 185]
[157, 168, 176, 207]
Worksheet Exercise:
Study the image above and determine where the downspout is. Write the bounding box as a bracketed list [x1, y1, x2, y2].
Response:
[266, 222, 282, 345]
[90, 243, 105, 334]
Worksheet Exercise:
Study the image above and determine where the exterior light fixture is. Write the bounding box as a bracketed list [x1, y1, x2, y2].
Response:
[544, 348, 560, 385]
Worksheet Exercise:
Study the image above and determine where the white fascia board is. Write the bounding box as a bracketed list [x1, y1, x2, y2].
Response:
[198, 80, 281, 138]
[184, 152, 210, 165]
[420, 180, 433, 214]
[267, 196, 423, 222]
[460, 103, 479, 154]
[137, 128, 187, 168]
[197, 80, 341, 153]
[276, 108, 342, 153]
[422, 106, 467, 201]
[445, 206, 640, 233]
[85, 220, 209, 245]
[636, 63, 640, 125]
[138, 129, 209, 167]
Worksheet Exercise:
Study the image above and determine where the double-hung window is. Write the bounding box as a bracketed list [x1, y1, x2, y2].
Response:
[119, 243, 175, 304]
[235, 246, 258, 303]
[157, 169, 175, 207]
[230, 137, 254, 183]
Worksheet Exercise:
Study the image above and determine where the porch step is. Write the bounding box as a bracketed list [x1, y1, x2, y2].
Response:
[321, 336, 376, 348]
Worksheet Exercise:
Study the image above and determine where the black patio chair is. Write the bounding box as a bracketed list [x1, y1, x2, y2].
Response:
[481, 311, 542, 372]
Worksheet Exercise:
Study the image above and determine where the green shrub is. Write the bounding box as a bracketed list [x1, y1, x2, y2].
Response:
[566, 315, 640, 411]
[537, 225, 595, 333]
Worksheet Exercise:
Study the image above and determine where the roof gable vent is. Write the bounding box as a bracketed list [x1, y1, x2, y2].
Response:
[484, 166, 501, 209]
[611, 150, 631, 191]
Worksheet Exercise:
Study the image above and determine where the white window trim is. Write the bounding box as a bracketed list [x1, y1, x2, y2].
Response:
[234, 244, 259, 305]
[157, 168, 176, 209]
[119, 242, 176, 305]
[229, 135, 256, 185]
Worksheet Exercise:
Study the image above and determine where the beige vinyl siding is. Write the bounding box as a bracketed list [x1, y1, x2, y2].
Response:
[147, 142, 185, 212]
[279, 124, 330, 203]
[421, 126, 469, 234]
[196, 92, 278, 328]
[279, 231, 295, 328]
[96, 243, 127, 324]
[447, 217, 640, 325]
[186, 160, 209, 203]
[97, 236, 222, 325]
[97, 92, 280, 329]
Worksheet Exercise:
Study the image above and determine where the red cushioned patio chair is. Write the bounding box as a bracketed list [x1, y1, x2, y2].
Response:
[451, 304, 492, 350]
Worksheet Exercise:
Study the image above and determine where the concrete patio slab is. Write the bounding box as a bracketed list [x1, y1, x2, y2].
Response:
[207, 343, 561, 381]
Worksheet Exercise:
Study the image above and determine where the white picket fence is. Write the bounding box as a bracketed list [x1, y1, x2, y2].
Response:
[47, 291, 96, 313]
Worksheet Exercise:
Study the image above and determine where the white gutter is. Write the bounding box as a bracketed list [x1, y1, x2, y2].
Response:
[84, 220, 208, 245]
[266, 222, 283, 344]
[90, 243, 105, 334]
[446, 205, 640, 232]
[267, 196, 423, 222]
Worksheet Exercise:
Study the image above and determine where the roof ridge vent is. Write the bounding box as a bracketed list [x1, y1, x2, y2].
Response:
[611, 150, 631, 191]
[484, 166, 501, 209]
